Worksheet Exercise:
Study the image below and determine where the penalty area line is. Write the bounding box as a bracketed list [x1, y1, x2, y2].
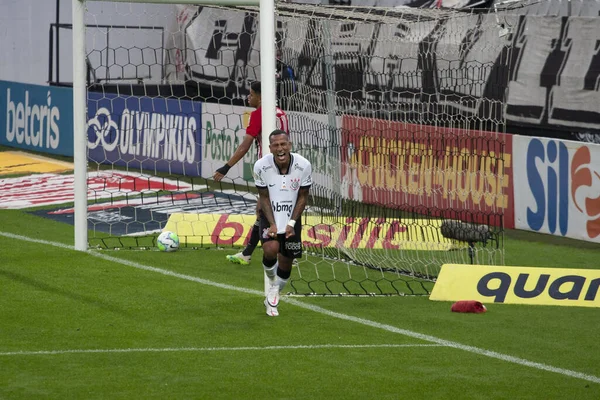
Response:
[0, 344, 442, 357]
[1, 231, 600, 385]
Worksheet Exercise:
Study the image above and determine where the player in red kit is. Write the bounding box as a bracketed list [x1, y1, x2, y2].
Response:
[213, 81, 289, 265]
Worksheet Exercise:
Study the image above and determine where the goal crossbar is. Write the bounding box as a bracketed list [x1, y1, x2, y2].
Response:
[85, 0, 260, 5]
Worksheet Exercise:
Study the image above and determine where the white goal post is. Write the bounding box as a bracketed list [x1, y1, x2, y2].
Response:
[71, 0, 278, 251]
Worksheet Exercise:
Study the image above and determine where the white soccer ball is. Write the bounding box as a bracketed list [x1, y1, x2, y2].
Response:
[157, 231, 180, 252]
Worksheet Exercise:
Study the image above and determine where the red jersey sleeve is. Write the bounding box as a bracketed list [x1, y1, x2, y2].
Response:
[246, 108, 262, 138]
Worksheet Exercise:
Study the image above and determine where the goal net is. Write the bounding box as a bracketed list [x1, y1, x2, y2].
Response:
[78, 0, 514, 295]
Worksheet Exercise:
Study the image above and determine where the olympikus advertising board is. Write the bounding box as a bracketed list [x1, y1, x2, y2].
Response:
[341, 115, 514, 228]
[165, 9, 600, 142]
[87, 92, 202, 176]
[0, 81, 74, 156]
[513, 136, 600, 243]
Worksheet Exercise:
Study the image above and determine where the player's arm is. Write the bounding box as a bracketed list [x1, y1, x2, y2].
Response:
[291, 187, 309, 222]
[286, 162, 312, 238]
[258, 186, 278, 237]
[213, 134, 255, 181]
[285, 186, 309, 238]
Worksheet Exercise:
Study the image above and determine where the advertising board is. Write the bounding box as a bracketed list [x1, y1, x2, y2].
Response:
[513, 136, 600, 243]
[0, 81, 73, 156]
[341, 116, 514, 227]
[87, 92, 202, 176]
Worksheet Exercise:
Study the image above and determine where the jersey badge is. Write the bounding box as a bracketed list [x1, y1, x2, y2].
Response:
[290, 178, 300, 191]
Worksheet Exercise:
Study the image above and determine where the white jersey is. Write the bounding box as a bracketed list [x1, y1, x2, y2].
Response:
[254, 153, 313, 233]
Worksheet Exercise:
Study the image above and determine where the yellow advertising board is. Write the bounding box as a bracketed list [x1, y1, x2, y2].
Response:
[0, 151, 72, 176]
[430, 264, 600, 308]
[164, 213, 464, 251]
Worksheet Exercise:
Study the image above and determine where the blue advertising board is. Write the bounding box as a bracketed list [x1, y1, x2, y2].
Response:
[0, 80, 74, 156]
[88, 92, 202, 176]
[87, 92, 202, 176]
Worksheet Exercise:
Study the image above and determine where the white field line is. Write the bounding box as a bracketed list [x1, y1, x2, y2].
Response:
[1, 231, 599, 385]
[0, 344, 441, 357]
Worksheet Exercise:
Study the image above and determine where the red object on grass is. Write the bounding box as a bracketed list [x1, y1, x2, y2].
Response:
[451, 300, 487, 313]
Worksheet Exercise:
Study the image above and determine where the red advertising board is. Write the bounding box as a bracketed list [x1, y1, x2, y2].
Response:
[341, 116, 514, 228]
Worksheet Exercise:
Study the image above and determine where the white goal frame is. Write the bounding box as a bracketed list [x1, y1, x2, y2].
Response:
[71, 0, 278, 251]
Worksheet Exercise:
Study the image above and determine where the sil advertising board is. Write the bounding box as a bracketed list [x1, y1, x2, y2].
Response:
[87, 92, 202, 176]
[0, 80, 74, 156]
[513, 136, 600, 243]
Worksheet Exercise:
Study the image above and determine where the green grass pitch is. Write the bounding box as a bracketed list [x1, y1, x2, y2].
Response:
[1, 209, 599, 399]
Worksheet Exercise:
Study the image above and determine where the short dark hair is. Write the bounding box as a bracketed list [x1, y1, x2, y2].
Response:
[269, 129, 289, 143]
[250, 81, 261, 95]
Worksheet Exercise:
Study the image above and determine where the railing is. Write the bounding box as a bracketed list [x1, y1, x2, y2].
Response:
[48, 22, 165, 86]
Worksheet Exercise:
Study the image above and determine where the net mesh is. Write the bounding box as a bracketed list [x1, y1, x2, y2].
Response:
[82, 1, 514, 295]
[271, 4, 510, 294]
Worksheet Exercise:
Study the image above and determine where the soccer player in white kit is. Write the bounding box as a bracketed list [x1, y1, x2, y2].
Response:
[253, 129, 312, 316]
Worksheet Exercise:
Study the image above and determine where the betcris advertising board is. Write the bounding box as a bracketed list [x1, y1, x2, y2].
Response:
[87, 92, 202, 176]
[513, 136, 600, 243]
[0, 80, 73, 156]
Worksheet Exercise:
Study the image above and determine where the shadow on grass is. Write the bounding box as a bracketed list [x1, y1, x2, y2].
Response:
[0, 269, 133, 316]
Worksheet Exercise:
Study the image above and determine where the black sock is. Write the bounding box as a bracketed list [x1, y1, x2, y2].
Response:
[262, 256, 277, 268]
[277, 267, 291, 280]
[242, 222, 260, 257]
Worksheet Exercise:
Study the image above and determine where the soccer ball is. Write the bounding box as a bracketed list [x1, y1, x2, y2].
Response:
[157, 231, 180, 252]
